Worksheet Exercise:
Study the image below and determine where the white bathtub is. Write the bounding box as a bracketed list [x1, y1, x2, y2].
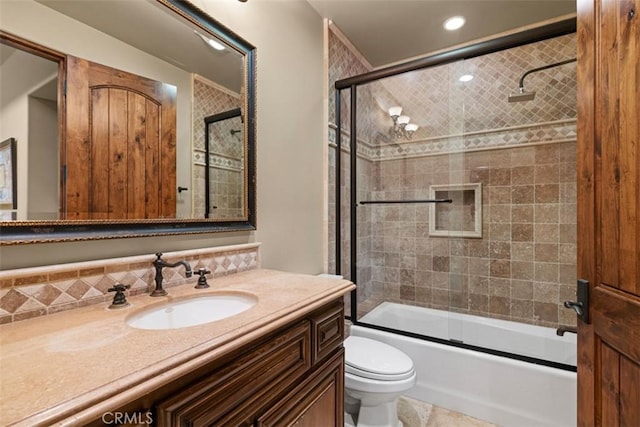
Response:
[355, 303, 577, 427]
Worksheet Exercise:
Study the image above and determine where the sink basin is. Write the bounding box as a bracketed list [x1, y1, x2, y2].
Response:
[126, 292, 257, 330]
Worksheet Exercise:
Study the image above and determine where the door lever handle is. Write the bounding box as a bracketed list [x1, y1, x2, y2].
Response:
[562, 279, 590, 324]
[563, 300, 583, 316]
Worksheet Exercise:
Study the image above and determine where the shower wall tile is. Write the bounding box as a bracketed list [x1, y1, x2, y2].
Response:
[512, 280, 534, 299]
[490, 296, 510, 316]
[367, 142, 576, 329]
[328, 25, 379, 310]
[534, 302, 558, 323]
[512, 205, 534, 223]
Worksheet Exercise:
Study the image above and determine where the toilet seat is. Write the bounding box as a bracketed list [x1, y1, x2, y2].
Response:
[344, 336, 415, 381]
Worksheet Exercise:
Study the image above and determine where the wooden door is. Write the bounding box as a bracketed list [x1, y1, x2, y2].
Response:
[64, 56, 176, 219]
[577, 0, 640, 425]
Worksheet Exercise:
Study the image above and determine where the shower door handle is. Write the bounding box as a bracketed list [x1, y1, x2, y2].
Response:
[563, 279, 590, 324]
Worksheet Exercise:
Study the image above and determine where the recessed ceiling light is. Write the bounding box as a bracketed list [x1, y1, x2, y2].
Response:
[459, 74, 474, 82]
[444, 16, 466, 31]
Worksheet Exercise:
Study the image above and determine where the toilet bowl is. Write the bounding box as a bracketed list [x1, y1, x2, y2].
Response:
[344, 336, 417, 427]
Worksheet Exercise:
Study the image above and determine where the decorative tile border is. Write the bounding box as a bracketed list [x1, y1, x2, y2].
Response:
[193, 149, 244, 172]
[373, 120, 576, 160]
[329, 119, 576, 161]
[0, 243, 260, 324]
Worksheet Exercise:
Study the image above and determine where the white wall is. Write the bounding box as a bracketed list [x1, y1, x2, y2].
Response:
[0, 49, 58, 219]
[0, 0, 326, 275]
[28, 97, 58, 220]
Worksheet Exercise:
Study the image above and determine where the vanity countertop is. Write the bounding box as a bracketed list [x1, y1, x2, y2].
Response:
[0, 269, 354, 426]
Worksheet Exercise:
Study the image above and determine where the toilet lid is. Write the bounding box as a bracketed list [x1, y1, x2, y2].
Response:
[344, 336, 415, 381]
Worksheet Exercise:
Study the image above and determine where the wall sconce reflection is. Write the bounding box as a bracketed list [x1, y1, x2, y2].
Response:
[388, 106, 418, 140]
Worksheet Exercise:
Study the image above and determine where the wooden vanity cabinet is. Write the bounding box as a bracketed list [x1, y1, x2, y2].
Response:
[107, 300, 345, 427]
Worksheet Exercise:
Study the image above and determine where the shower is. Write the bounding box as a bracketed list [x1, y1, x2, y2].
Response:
[508, 57, 576, 102]
[330, 21, 578, 427]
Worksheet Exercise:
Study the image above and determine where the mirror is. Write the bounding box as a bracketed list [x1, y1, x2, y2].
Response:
[0, 0, 256, 244]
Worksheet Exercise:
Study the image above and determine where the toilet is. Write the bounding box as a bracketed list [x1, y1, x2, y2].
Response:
[344, 336, 417, 427]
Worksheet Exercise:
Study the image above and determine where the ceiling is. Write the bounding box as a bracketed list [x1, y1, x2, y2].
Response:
[30, 0, 576, 92]
[307, 0, 576, 67]
[36, 0, 244, 92]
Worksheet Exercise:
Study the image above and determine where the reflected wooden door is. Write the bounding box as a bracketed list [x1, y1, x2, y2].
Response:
[577, 0, 640, 425]
[64, 56, 176, 219]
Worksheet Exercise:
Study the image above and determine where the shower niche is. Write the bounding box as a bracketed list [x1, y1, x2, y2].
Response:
[429, 183, 482, 238]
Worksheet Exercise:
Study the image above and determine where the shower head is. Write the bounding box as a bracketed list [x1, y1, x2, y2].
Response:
[508, 57, 575, 103]
[508, 88, 536, 103]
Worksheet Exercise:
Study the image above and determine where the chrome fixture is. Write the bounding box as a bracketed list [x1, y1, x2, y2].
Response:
[388, 106, 419, 140]
[151, 252, 193, 297]
[508, 58, 576, 103]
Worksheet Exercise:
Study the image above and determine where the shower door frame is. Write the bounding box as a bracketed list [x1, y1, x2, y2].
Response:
[333, 16, 577, 371]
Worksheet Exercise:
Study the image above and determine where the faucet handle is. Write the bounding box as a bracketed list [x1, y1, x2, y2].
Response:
[108, 283, 130, 293]
[195, 268, 211, 289]
[108, 283, 131, 309]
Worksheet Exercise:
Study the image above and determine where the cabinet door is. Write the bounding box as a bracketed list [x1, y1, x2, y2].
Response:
[155, 322, 311, 426]
[310, 301, 344, 366]
[257, 350, 344, 427]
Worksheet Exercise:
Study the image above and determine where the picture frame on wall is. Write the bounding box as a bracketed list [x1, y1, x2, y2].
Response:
[0, 137, 17, 219]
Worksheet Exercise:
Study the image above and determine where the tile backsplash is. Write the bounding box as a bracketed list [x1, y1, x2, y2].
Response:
[0, 243, 260, 324]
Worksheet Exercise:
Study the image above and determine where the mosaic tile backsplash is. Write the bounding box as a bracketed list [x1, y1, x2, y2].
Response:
[0, 243, 260, 324]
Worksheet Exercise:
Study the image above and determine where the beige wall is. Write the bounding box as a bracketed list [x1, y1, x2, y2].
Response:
[0, 48, 58, 220]
[0, 0, 326, 275]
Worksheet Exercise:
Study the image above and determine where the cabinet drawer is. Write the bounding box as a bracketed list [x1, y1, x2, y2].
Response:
[155, 321, 311, 426]
[311, 301, 344, 365]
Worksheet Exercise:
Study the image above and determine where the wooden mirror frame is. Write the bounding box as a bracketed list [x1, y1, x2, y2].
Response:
[0, 0, 256, 245]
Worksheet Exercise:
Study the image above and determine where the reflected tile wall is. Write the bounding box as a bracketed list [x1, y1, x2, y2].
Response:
[192, 76, 242, 218]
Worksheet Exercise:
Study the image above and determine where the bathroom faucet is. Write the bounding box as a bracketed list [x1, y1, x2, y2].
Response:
[151, 252, 193, 297]
[556, 325, 577, 336]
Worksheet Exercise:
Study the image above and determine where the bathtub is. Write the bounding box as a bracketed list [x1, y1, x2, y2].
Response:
[360, 302, 576, 365]
[355, 303, 577, 427]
